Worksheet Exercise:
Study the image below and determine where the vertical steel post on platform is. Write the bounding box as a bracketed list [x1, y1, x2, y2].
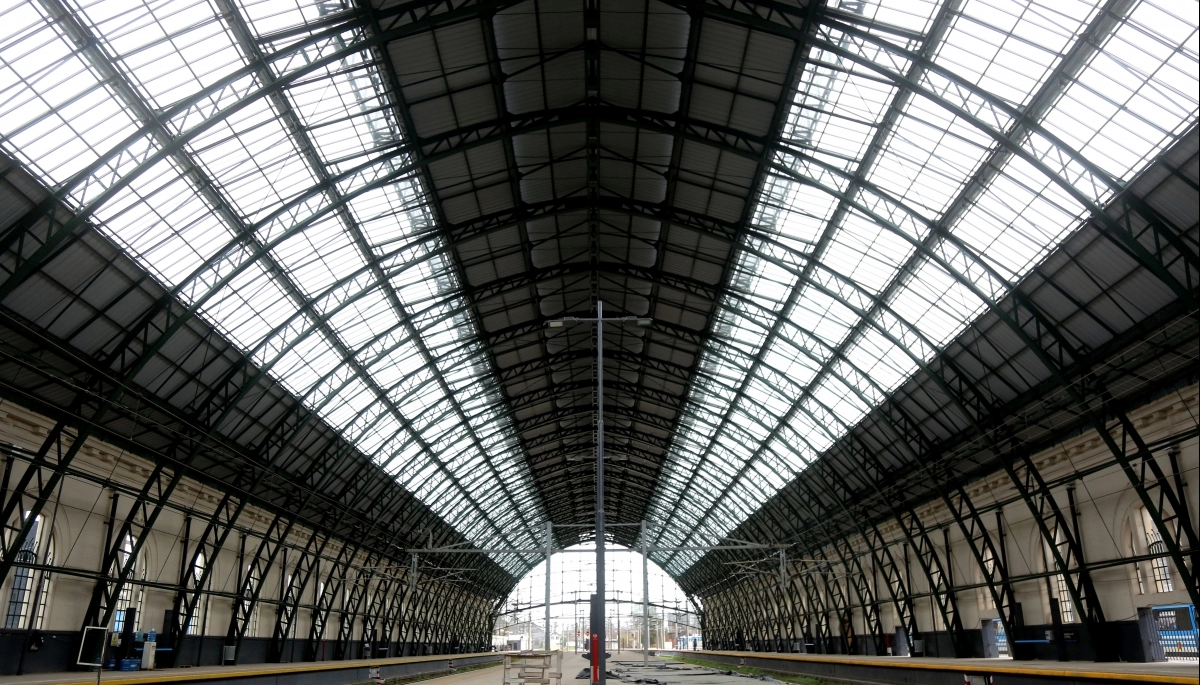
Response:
[548, 300, 649, 681]
[779, 549, 792, 652]
[642, 520, 649, 666]
[546, 521, 553, 650]
[596, 300, 606, 685]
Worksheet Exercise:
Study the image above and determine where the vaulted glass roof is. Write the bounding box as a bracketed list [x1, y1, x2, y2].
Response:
[0, 0, 546, 572]
[644, 0, 1197, 574]
[0, 0, 1195, 585]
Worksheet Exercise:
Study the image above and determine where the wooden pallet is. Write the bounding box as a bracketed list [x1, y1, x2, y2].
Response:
[503, 651, 562, 685]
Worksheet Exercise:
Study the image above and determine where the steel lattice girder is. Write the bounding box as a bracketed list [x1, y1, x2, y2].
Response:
[685, 327, 1196, 620]
[0, 306, 514, 599]
[682, 304, 1197, 586]
[0, 0, 1196, 621]
[0, 436, 501, 654]
[696, 299, 1197, 570]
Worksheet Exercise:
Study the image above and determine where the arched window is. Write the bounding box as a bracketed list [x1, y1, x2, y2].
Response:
[113, 534, 146, 633]
[280, 573, 295, 639]
[313, 579, 327, 640]
[1044, 527, 1075, 624]
[981, 546, 996, 609]
[1140, 507, 1174, 593]
[34, 535, 54, 629]
[242, 564, 261, 636]
[4, 513, 53, 629]
[186, 550, 207, 635]
[1129, 525, 1146, 594]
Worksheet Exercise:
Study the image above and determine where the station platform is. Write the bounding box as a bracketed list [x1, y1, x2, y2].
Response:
[0, 653, 501, 685]
[4, 650, 1194, 685]
[658, 648, 1198, 685]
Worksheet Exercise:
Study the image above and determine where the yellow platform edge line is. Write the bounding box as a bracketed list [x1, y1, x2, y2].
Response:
[661, 650, 1198, 684]
[41, 652, 502, 685]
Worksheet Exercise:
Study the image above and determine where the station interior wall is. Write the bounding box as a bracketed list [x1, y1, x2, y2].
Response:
[0, 401, 493, 674]
[0, 382, 1194, 673]
[702, 384, 1197, 662]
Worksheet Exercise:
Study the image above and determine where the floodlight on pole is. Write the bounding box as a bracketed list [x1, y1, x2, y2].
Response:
[545, 301, 651, 685]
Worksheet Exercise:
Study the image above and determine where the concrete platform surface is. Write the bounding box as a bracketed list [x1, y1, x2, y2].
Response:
[0, 653, 501, 685]
[659, 649, 1198, 684]
[2, 651, 1194, 685]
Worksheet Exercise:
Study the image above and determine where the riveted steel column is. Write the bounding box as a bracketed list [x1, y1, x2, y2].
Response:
[545, 521, 553, 650]
[642, 521, 649, 665]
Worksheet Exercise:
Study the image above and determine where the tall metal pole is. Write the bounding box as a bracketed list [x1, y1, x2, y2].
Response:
[642, 521, 649, 666]
[547, 302, 650, 677]
[779, 550, 791, 653]
[407, 554, 418, 653]
[596, 300, 606, 685]
[545, 521, 553, 651]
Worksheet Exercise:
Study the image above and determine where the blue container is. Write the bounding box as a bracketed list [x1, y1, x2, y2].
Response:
[120, 658, 140, 671]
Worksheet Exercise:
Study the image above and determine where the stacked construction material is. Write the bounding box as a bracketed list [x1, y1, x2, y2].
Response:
[503, 651, 562, 685]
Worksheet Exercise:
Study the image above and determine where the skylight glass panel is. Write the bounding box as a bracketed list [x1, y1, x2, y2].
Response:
[1038, 0, 1199, 182]
[95, 170, 239, 285]
[936, 0, 1097, 107]
[0, 2, 140, 185]
[271, 329, 335, 395]
[866, 96, 994, 217]
[844, 325, 916, 393]
[821, 210, 918, 293]
[647, 0, 1198, 575]
[0, 0, 545, 575]
[853, 0, 942, 33]
[75, 0, 245, 109]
